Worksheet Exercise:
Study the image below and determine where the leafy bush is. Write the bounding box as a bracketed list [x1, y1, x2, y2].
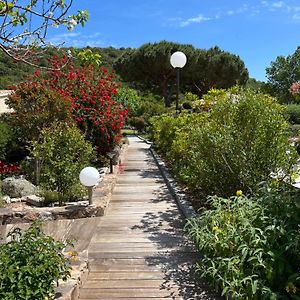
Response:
[114, 86, 141, 117]
[30, 122, 94, 204]
[7, 82, 73, 145]
[151, 88, 296, 197]
[0, 221, 72, 300]
[285, 104, 300, 124]
[129, 116, 147, 132]
[186, 187, 300, 299]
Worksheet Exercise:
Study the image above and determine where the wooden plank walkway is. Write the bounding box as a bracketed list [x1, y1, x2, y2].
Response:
[79, 136, 221, 300]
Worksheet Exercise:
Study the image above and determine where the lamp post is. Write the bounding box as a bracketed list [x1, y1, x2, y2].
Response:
[170, 51, 187, 113]
[79, 167, 100, 205]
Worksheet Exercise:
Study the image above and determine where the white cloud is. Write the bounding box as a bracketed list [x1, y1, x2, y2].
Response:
[227, 10, 235, 16]
[272, 1, 285, 8]
[48, 31, 105, 47]
[180, 14, 211, 27]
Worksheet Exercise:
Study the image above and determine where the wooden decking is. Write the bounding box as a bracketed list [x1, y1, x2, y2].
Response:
[79, 136, 221, 300]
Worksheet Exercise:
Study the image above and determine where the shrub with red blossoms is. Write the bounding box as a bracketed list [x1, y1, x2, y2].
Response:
[35, 57, 128, 155]
[0, 161, 20, 179]
[289, 81, 300, 102]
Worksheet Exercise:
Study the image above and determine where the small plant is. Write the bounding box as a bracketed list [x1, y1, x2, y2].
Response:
[30, 122, 94, 205]
[186, 186, 300, 299]
[0, 221, 72, 300]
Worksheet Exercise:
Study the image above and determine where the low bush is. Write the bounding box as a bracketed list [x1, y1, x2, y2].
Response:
[186, 186, 300, 299]
[30, 122, 94, 205]
[0, 221, 72, 299]
[285, 104, 300, 124]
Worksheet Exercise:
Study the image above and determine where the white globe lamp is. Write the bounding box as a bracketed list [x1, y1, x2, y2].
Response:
[79, 167, 100, 205]
[170, 51, 187, 113]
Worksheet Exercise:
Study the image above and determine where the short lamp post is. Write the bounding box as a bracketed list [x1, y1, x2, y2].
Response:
[79, 167, 100, 205]
[170, 51, 187, 113]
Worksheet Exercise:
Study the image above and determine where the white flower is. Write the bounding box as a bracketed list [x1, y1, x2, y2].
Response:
[69, 19, 77, 26]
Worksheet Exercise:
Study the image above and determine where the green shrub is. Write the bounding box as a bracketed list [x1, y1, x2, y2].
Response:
[30, 122, 94, 205]
[0, 221, 72, 299]
[129, 116, 147, 132]
[285, 104, 300, 124]
[186, 186, 300, 299]
[114, 86, 141, 117]
[6, 82, 73, 144]
[151, 88, 296, 197]
[0, 122, 13, 161]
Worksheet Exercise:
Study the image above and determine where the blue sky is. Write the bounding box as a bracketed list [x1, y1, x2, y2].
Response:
[47, 0, 300, 81]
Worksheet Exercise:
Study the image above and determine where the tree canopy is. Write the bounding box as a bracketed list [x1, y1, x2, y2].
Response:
[265, 46, 300, 103]
[114, 41, 249, 106]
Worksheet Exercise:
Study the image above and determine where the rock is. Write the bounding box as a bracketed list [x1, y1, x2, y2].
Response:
[10, 197, 22, 203]
[2, 177, 37, 198]
[23, 211, 40, 221]
[23, 195, 45, 207]
[3, 195, 10, 204]
[39, 211, 54, 221]
[0, 208, 13, 225]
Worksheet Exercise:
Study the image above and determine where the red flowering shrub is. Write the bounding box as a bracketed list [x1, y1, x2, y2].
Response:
[39, 57, 128, 154]
[0, 161, 20, 179]
[289, 81, 300, 102]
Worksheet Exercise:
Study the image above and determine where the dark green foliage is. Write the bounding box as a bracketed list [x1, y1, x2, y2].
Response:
[0, 122, 14, 161]
[129, 116, 147, 132]
[0, 47, 127, 89]
[115, 41, 249, 106]
[266, 46, 300, 103]
[186, 186, 300, 299]
[285, 104, 300, 124]
[0, 221, 72, 300]
[30, 122, 94, 204]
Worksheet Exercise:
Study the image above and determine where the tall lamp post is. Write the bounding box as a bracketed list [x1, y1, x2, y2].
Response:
[170, 51, 187, 113]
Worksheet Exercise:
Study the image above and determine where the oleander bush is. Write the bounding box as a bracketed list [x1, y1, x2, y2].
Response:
[42, 57, 128, 155]
[151, 88, 296, 197]
[0, 221, 72, 300]
[186, 186, 300, 299]
[30, 122, 94, 204]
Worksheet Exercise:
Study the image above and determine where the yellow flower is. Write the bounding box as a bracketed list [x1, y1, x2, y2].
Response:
[212, 226, 219, 231]
[286, 282, 298, 294]
[66, 250, 78, 262]
[236, 190, 243, 197]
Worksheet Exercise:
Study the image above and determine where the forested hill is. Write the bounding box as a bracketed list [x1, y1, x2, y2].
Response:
[0, 47, 128, 89]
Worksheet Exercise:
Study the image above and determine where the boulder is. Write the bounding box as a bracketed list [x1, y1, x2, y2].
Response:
[23, 195, 45, 207]
[2, 177, 37, 198]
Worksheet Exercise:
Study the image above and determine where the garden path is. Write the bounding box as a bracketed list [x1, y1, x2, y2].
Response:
[79, 136, 221, 300]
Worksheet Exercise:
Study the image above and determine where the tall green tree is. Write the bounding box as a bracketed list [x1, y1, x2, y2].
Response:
[114, 41, 196, 106]
[266, 46, 300, 103]
[114, 41, 249, 107]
